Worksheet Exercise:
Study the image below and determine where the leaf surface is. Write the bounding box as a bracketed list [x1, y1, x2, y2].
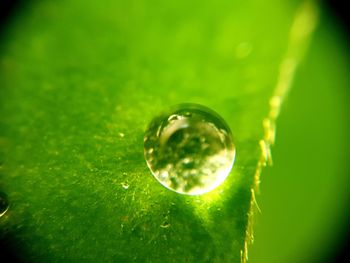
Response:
[0, 1, 317, 262]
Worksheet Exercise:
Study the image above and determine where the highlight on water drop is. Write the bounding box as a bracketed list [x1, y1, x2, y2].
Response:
[0, 191, 9, 217]
[144, 104, 236, 195]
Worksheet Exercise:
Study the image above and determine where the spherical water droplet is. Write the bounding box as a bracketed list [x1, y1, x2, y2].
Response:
[0, 192, 9, 217]
[121, 182, 129, 189]
[160, 222, 171, 228]
[235, 42, 253, 59]
[144, 104, 236, 195]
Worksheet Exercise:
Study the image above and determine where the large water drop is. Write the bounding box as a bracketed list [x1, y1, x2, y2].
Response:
[144, 104, 236, 195]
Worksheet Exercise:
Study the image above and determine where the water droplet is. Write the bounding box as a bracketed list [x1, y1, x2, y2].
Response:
[235, 42, 253, 59]
[160, 221, 171, 228]
[119, 132, 125, 138]
[121, 182, 129, 189]
[0, 192, 9, 217]
[144, 104, 236, 195]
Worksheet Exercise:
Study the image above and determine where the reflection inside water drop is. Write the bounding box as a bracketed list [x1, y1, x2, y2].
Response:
[144, 104, 236, 195]
[0, 192, 9, 217]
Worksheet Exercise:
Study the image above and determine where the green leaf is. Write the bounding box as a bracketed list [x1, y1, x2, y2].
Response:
[0, 0, 322, 262]
[250, 13, 350, 263]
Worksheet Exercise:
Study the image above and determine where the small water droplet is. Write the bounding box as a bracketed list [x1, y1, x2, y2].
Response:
[0, 192, 9, 217]
[119, 132, 125, 138]
[235, 42, 253, 59]
[144, 104, 236, 195]
[160, 221, 171, 228]
[121, 182, 129, 189]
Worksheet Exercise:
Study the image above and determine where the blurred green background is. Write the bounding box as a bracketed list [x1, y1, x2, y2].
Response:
[250, 13, 350, 262]
[0, 0, 349, 262]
